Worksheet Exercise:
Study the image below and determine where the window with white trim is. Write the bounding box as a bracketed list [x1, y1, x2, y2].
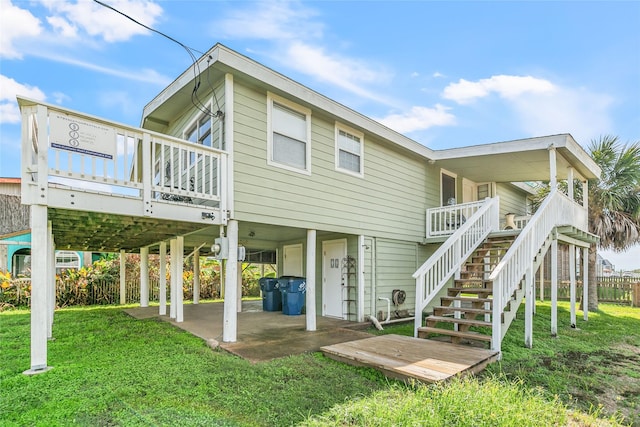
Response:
[267, 93, 311, 174]
[55, 250, 80, 274]
[335, 124, 364, 176]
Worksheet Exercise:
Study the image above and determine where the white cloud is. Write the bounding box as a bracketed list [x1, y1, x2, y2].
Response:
[0, 0, 43, 59]
[443, 75, 556, 105]
[0, 75, 46, 124]
[376, 105, 456, 134]
[214, 1, 393, 105]
[38, 0, 163, 43]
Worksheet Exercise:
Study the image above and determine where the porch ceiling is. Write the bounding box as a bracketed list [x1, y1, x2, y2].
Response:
[432, 134, 601, 183]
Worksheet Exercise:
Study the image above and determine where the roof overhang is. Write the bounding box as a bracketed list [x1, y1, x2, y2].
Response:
[431, 134, 601, 182]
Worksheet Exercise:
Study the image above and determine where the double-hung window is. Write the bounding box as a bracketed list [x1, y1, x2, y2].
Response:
[268, 93, 311, 174]
[335, 123, 364, 177]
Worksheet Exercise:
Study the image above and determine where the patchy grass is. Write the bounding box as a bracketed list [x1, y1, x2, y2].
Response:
[1, 302, 636, 426]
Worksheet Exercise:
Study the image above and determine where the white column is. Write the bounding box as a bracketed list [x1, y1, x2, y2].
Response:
[47, 221, 55, 340]
[551, 238, 558, 337]
[582, 180, 589, 208]
[176, 236, 184, 323]
[193, 247, 200, 304]
[119, 250, 126, 305]
[237, 261, 242, 313]
[569, 244, 576, 327]
[567, 167, 574, 200]
[159, 242, 167, 316]
[524, 267, 534, 348]
[583, 246, 589, 321]
[140, 246, 149, 308]
[539, 257, 545, 301]
[305, 229, 317, 331]
[170, 239, 177, 319]
[26, 205, 50, 373]
[223, 220, 238, 342]
[357, 235, 365, 323]
[549, 145, 557, 189]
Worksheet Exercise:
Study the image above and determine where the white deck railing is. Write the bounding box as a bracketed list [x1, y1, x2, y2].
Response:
[19, 98, 226, 212]
[489, 188, 587, 352]
[414, 197, 500, 337]
[426, 200, 487, 237]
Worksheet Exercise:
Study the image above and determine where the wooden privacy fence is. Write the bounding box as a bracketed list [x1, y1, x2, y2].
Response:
[541, 277, 639, 306]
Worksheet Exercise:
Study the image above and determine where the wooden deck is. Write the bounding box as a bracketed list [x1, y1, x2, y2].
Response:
[321, 334, 499, 383]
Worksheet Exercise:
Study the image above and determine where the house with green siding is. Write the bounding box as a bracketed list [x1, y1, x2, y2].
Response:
[18, 44, 599, 373]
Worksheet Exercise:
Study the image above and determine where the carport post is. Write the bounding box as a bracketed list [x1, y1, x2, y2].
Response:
[140, 246, 149, 307]
[176, 236, 184, 323]
[47, 221, 55, 340]
[170, 239, 177, 319]
[193, 247, 200, 304]
[550, 237, 558, 336]
[119, 250, 126, 305]
[306, 229, 316, 331]
[223, 220, 238, 342]
[159, 241, 167, 316]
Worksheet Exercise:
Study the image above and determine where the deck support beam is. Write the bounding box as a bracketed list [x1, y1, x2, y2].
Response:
[140, 246, 149, 307]
[119, 250, 126, 305]
[306, 229, 316, 331]
[193, 247, 200, 304]
[550, 237, 558, 337]
[25, 204, 52, 374]
[524, 266, 534, 348]
[170, 239, 177, 319]
[539, 256, 545, 301]
[548, 145, 557, 189]
[159, 242, 167, 316]
[569, 243, 576, 327]
[47, 221, 55, 340]
[223, 220, 238, 342]
[176, 236, 184, 323]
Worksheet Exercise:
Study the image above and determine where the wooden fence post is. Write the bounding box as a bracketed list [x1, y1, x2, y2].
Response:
[634, 283, 640, 307]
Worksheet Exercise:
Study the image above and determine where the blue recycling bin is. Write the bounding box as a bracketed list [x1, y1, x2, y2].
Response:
[278, 277, 306, 315]
[259, 278, 281, 312]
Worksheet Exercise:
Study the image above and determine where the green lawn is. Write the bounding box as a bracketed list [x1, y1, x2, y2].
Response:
[1, 302, 637, 426]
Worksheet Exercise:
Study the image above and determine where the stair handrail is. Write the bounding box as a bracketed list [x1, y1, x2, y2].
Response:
[413, 197, 500, 337]
[489, 188, 586, 352]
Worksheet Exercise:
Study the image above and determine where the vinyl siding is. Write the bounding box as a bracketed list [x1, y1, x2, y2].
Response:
[232, 82, 436, 241]
[496, 182, 529, 217]
[373, 238, 417, 318]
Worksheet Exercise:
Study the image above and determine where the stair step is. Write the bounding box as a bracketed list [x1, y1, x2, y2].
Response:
[448, 287, 493, 296]
[426, 315, 492, 328]
[433, 306, 492, 316]
[454, 278, 491, 285]
[441, 296, 493, 305]
[417, 326, 493, 342]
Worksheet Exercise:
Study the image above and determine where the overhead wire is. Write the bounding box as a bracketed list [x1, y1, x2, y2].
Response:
[92, 0, 221, 118]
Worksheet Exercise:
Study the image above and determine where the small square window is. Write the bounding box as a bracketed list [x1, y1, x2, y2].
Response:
[335, 124, 364, 177]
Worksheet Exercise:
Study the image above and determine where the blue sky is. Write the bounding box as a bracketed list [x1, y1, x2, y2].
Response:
[1, 0, 639, 269]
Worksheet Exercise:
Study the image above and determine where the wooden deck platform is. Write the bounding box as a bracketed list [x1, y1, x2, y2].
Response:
[321, 334, 499, 383]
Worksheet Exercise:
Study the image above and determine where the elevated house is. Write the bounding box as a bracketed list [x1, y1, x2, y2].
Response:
[19, 44, 599, 374]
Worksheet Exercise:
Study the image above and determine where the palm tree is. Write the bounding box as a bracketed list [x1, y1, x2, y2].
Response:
[586, 135, 640, 310]
[531, 135, 640, 311]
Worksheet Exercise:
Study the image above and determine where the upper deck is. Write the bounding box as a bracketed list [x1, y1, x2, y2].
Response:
[18, 98, 228, 253]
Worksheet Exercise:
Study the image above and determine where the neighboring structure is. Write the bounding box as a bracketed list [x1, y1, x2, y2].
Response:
[17, 44, 600, 373]
[0, 178, 91, 276]
[596, 254, 616, 277]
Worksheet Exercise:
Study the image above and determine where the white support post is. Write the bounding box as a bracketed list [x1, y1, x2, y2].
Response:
[569, 244, 577, 327]
[582, 180, 589, 208]
[237, 261, 243, 313]
[306, 229, 317, 331]
[549, 145, 557, 189]
[539, 257, 545, 302]
[25, 205, 51, 374]
[170, 239, 177, 319]
[583, 246, 589, 321]
[551, 238, 558, 337]
[567, 167, 574, 200]
[193, 247, 200, 304]
[524, 267, 534, 348]
[47, 221, 55, 340]
[223, 220, 238, 342]
[140, 246, 149, 308]
[119, 250, 126, 305]
[159, 242, 167, 316]
[357, 235, 365, 323]
[176, 236, 184, 323]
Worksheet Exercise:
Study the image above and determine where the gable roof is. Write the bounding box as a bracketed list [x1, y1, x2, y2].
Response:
[142, 43, 600, 182]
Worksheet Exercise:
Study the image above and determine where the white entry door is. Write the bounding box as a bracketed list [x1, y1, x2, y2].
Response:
[282, 244, 303, 276]
[462, 178, 478, 203]
[322, 239, 347, 318]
